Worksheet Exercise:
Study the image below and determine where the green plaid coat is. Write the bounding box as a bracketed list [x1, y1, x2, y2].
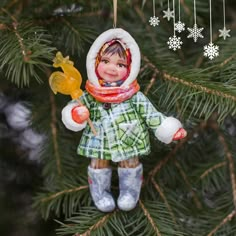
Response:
[77, 91, 166, 162]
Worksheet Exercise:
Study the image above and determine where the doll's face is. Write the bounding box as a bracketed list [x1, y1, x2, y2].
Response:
[97, 53, 128, 82]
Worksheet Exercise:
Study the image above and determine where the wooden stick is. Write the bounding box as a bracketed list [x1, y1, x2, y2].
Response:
[76, 99, 97, 136]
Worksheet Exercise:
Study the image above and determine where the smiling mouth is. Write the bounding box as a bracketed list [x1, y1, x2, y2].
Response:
[105, 73, 117, 77]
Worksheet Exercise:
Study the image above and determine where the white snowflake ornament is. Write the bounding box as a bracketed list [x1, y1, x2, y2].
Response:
[219, 27, 231, 40]
[167, 35, 183, 51]
[203, 42, 219, 60]
[163, 8, 174, 21]
[149, 16, 160, 27]
[218, 0, 231, 40]
[187, 24, 204, 42]
[175, 21, 185, 33]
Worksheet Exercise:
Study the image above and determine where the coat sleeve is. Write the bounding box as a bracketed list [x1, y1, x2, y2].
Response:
[131, 92, 182, 144]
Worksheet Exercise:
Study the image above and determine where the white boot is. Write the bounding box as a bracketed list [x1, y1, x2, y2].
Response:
[117, 164, 143, 211]
[88, 166, 115, 212]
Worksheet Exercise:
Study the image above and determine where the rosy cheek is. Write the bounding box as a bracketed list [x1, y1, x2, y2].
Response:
[97, 64, 105, 75]
[119, 68, 128, 78]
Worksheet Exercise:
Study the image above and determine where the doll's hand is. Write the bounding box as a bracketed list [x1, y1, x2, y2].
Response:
[172, 128, 187, 141]
[71, 105, 90, 124]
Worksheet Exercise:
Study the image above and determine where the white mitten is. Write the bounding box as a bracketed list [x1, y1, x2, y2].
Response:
[155, 117, 182, 144]
[61, 103, 87, 132]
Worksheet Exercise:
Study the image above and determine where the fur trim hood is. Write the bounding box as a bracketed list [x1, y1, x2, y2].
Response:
[86, 28, 141, 88]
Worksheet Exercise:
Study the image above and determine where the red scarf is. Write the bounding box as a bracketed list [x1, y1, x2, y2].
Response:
[85, 80, 140, 103]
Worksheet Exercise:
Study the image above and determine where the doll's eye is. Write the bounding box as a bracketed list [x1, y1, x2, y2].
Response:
[101, 59, 109, 64]
[118, 63, 127, 68]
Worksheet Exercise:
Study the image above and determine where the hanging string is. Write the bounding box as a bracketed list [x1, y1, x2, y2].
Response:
[178, 0, 180, 21]
[194, 0, 196, 24]
[113, 0, 117, 28]
[219, 0, 230, 40]
[153, 0, 156, 16]
[223, 0, 226, 27]
[173, 0, 175, 36]
[209, 0, 212, 42]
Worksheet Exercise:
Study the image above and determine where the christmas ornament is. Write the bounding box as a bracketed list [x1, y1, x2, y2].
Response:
[19, 128, 44, 160]
[204, 43, 219, 60]
[57, 0, 187, 213]
[61, 28, 187, 212]
[219, 27, 231, 40]
[167, 35, 183, 51]
[175, 21, 185, 34]
[187, 0, 204, 42]
[203, 0, 219, 60]
[149, 16, 160, 27]
[187, 24, 204, 43]
[167, 0, 183, 51]
[4, 102, 31, 131]
[149, 0, 160, 27]
[219, 0, 231, 40]
[163, 0, 174, 21]
[53, 3, 83, 16]
[174, 0, 185, 33]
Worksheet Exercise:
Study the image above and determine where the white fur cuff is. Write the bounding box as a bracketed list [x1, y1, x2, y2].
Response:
[61, 103, 87, 132]
[155, 117, 182, 144]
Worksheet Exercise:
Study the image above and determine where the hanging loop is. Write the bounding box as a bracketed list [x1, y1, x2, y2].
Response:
[113, 0, 117, 28]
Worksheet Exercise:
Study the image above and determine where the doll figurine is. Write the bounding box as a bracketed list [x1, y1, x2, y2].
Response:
[61, 28, 186, 212]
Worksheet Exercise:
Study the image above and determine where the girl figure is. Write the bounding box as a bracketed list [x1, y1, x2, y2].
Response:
[61, 28, 186, 212]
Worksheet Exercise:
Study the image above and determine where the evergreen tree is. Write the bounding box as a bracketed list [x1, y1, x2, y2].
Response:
[0, 0, 236, 235]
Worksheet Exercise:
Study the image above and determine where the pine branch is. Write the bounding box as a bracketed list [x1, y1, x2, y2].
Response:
[139, 200, 162, 236]
[207, 210, 236, 236]
[150, 178, 177, 224]
[210, 121, 236, 208]
[74, 213, 112, 236]
[174, 160, 202, 209]
[200, 161, 227, 179]
[141, 53, 236, 122]
[33, 185, 89, 219]
[40, 186, 88, 204]
[148, 121, 206, 178]
[138, 201, 185, 236]
[57, 203, 185, 236]
[0, 19, 55, 86]
[51, 18, 96, 56]
[56, 209, 115, 236]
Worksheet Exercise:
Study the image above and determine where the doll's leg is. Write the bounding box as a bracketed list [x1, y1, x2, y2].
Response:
[117, 157, 143, 211]
[119, 157, 139, 168]
[90, 159, 110, 169]
[88, 158, 115, 212]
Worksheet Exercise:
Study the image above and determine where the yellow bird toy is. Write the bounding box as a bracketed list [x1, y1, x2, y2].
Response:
[49, 51, 83, 100]
[49, 52, 96, 135]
